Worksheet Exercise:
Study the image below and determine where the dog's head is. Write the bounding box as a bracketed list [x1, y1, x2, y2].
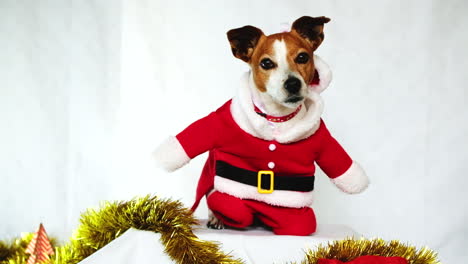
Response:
[227, 16, 330, 109]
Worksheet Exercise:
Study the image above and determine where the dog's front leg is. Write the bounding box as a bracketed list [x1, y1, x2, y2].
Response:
[207, 209, 225, 230]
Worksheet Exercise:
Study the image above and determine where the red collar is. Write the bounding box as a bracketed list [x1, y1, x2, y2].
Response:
[254, 104, 302, 123]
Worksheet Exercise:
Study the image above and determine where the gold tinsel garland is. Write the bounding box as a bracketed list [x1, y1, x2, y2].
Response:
[300, 238, 440, 264]
[53, 196, 242, 264]
[0, 233, 58, 264]
[0, 233, 33, 264]
[1, 195, 441, 264]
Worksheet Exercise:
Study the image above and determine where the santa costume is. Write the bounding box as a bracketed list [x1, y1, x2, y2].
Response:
[154, 55, 369, 236]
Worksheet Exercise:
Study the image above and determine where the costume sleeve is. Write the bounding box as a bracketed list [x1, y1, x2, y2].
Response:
[153, 112, 219, 172]
[315, 121, 369, 194]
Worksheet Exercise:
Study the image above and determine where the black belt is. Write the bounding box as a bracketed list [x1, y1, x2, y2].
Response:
[216, 160, 315, 192]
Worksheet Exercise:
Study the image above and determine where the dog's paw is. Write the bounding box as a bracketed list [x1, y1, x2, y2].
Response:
[207, 211, 225, 230]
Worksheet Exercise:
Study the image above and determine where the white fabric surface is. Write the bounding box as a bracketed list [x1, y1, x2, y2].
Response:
[1, 1, 467, 263]
[79, 223, 359, 264]
[79, 229, 174, 264]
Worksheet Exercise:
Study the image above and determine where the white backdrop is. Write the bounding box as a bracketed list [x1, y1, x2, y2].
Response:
[1, 0, 467, 263]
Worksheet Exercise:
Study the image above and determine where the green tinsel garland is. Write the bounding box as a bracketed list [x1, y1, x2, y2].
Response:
[1, 195, 441, 264]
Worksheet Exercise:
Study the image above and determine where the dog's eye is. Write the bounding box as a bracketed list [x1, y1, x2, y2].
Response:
[260, 58, 276, 70]
[295, 53, 309, 64]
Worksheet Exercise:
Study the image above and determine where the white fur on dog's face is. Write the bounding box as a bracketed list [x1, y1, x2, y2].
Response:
[265, 40, 308, 109]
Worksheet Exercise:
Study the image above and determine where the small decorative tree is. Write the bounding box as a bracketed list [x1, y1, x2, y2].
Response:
[25, 223, 54, 264]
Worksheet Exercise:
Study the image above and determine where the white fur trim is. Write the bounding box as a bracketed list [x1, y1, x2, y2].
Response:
[152, 136, 190, 172]
[309, 55, 332, 94]
[230, 72, 324, 143]
[214, 176, 314, 208]
[331, 161, 369, 194]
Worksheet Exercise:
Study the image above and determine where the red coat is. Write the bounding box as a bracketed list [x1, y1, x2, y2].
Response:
[175, 100, 353, 210]
[154, 57, 368, 211]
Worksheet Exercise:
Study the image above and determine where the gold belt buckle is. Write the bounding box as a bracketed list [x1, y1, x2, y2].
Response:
[257, 170, 274, 194]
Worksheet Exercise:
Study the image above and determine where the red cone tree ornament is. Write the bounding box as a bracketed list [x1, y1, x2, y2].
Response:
[25, 223, 54, 264]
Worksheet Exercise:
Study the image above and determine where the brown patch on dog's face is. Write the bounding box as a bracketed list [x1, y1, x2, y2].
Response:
[284, 33, 316, 85]
[249, 35, 276, 92]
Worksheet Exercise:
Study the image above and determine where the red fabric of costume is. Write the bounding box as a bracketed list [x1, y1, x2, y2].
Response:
[175, 100, 353, 211]
[207, 191, 316, 236]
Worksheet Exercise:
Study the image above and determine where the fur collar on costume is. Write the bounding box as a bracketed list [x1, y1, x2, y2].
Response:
[230, 55, 332, 144]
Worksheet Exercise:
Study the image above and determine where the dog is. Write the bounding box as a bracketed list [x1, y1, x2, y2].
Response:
[154, 16, 369, 236]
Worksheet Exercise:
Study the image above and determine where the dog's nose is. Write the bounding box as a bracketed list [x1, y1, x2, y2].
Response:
[284, 77, 301, 94]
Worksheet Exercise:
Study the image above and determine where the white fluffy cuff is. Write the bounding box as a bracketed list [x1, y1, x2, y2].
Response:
[152, 136, 190, 172]
[331, 161, 369, 194]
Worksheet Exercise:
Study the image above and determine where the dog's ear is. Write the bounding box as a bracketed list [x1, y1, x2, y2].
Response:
[291, 16, 330, 51]
[227, 26, 264, 62]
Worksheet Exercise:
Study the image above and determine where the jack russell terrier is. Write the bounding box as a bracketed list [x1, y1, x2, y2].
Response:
[154, 16, 369, 236]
